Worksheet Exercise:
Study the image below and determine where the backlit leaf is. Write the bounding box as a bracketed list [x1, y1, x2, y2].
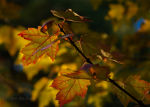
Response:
[126, 1, 138, 20]
[32, 78, 59, 107]
[18, 26, 60, 66]
[40, 20, 55, 33]
[15, 54, 53, 80]
[64, 70, 92, 80]
[0, 25, 27, 56]
[51, 71, 91, 107]
[32, 77, 49, 101]
[107, 4, 125, 21]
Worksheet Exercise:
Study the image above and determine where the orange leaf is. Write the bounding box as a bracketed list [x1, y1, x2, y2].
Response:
[41, 20, 54, 33]
[18, 26, 60, 66]
[51, 71, 91, 107]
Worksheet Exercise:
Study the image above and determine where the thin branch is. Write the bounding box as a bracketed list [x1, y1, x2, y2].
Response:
[108, 78, 146, 107]
[68, 37, 92, 64]
[58, 24, 147, 107]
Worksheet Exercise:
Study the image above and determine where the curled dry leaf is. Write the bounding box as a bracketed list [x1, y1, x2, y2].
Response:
[40, 20, 55, 33]
[51, 9, 90, 22]
[99, 49, 124, 64]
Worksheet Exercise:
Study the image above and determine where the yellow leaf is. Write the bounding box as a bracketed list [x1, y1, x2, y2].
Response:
[39, 80, 59, 107]
[52, 74, 91, 107]
[126, 1, 138, 20]
[0, 25, 28, 56]
[139, 19, 150, 32]
[19, 26, 60, 66]
[32, 78, 59, 107]
[108, 4, 125, 21]
[16, 54, 52, 80]
[31, 77, 49, 101]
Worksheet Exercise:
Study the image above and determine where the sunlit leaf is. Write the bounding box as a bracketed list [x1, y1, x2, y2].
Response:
[60, 63, 93, 80]
[40, 20, 55, 34]
[64, 70, 92, 80]
[107, 4, 125, 21]
[126, 1, 138, 20]
[139, 19, 150, 32]
[88, 92, 108, 107]
[0, 25, 27, 56]
[16, 55, 53, 80]
[38, 80, 59, 107]
[51, 71, 91, 107]
[32, 77, 49, 101]
[32, 78, 59, 107]
[18, 26, 60, 66]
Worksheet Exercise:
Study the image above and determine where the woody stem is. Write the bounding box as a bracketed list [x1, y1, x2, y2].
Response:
[58, 25, 146, 107]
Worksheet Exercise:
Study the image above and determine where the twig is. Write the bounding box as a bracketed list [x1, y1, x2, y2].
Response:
[67, 37, 92, 64]
[58, 24, 146, 107]
[108, 78, 146, 107]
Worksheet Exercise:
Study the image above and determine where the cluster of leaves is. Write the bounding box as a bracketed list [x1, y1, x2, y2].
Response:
[18, 8, 150, 107]
[0, 0, 150, 107]
[18, 9, 105, 106]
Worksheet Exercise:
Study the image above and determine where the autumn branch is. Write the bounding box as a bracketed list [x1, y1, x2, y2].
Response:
[58, 25, 147, 107]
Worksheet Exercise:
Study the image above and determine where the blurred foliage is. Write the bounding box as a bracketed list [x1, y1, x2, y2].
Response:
[0, 0, 150, 107]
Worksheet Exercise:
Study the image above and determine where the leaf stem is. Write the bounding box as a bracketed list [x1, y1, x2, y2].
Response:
[58, 24, 146, 107]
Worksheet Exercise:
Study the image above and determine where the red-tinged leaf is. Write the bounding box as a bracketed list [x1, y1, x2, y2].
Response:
[51, 71, 91, 107]
[41, 20, 54, 33]
[18, 26, 51, 43]
[51, 9, 90, 22]
[64, 70, 93, 80]
[18, 26, 60, 65]
[41, 20, 61, 36]
[129, 76, 150, 104]
[111, 75, 150, 106]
